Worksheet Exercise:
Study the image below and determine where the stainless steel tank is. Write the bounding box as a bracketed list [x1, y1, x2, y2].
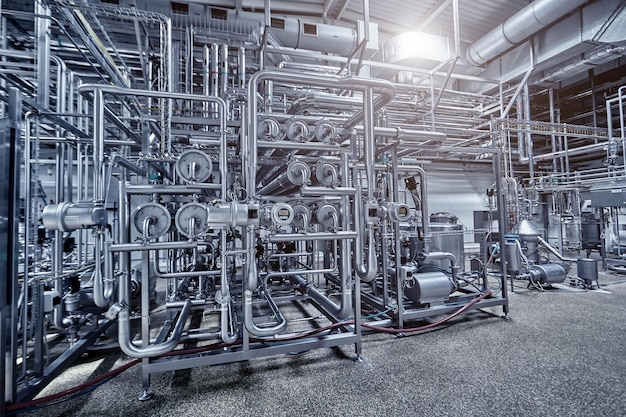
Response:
[428, 212, 464, 272]
[577, 258, 598, 285]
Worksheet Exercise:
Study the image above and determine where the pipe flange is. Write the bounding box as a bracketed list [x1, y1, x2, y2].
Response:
[314, 121, 336, 143]
[257, 118, 281, 141]
[285, 118, 310, 142]
[316, 204, 338, 229]
[291, 204, 311, 229]
[176, 149, 213, 183]
[175, 202, 210, 237]
[132, 203, 172, 239]
[286, 161, 311, 186]
[315, 163, 338, 187]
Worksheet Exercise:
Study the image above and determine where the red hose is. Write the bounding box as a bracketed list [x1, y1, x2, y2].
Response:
[6, 358, 141, 412]
[6, 291, 491, 412]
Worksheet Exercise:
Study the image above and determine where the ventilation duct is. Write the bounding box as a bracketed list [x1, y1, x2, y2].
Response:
[383, 32, 451, 65]
[268, 16, 360, 57]
[467, 0, 591, 66]
[532, 44, 626, 85]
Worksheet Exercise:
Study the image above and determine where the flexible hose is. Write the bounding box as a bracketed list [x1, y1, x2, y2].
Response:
[6, 359, 141, 413]
[6, 291, 492, 412]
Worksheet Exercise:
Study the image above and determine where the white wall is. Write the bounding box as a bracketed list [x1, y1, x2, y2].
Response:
[425, 169, 495, 242]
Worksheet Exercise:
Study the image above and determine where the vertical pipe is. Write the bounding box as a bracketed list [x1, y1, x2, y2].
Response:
[3, 87, 21, 404]
[414, 167, 430, 252]
[22, 113, 34, 383]
[494, 152, 509, 314]
[186, 26, 194, 94]
[52, 144, 65, 328]
[452, 0, 461, 57]
[35, 0, 50, 107]
[549, 88, 557, 174]
[93, 89, 104, 201]
[219, 99, 227, 200]
[523, 83, 534, 181]
[220, 44, 228, 96]
[220, 229, 237, 343]
[210, 44, 219, 96]
[238, 46, 246, 89]
[363, 88, 375, 201]
[391, 145, 403, 326]
[203, 45, 210, 118]
[590, 68, 597, 131]
[362, 0, 370, 43]
[619, 87, 626, 175]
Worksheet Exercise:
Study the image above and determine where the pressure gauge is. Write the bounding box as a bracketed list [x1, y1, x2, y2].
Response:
[271, 203, 294, 226]
[176, 149, 213, 183]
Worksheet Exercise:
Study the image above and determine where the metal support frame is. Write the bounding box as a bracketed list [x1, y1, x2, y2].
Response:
[1, 87, 21, 416]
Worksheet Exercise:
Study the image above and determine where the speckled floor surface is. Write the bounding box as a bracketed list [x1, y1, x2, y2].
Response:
[18, 264, 626, 417]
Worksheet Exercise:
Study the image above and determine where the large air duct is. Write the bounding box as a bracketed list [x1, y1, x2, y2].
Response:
[466, 0, 590, 66]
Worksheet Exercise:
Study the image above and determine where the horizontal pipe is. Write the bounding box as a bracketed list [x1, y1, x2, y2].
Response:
[268, 231, 357, 243]
[109, 241, 198, 252]
[467, 0, 590, 66]
[300, 186, 357, 196]
[532, 142, 607, 162]
[124, 185, 203, 194]
[289, 274, 351, 319]
[257, 140, 341, 152]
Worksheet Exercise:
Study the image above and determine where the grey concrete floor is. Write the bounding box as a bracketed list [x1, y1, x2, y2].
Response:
[18, 263, 626, 417]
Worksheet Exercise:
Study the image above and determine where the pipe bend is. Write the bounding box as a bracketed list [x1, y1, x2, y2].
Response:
[425, 251, 459, 283]
[220, 298, 238, 344]
[355, 227, 377, 283]
[243, 289, 287, 337]
[118, 300, 192, 358]
[290, 274, 352, 319]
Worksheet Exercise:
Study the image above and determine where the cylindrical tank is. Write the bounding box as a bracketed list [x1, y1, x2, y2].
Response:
[577, 258, 598, 285]
[581, 221, 602, 248]
[428, 213, 464, 272]
[516, 219, 541, 263]
[505, 241, 521, 274]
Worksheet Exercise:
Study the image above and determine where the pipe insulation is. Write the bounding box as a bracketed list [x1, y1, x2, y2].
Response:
[467, 0, 590, 66]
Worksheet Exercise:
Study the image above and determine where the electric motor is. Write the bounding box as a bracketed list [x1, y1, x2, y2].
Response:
[528, 263, 566, 285]
[401, 266, 454, 304]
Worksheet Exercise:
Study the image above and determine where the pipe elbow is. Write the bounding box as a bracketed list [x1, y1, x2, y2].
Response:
[118, 300, 192, 358]
[355, 228, 378, 283]
[243, 289, 287, 337]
